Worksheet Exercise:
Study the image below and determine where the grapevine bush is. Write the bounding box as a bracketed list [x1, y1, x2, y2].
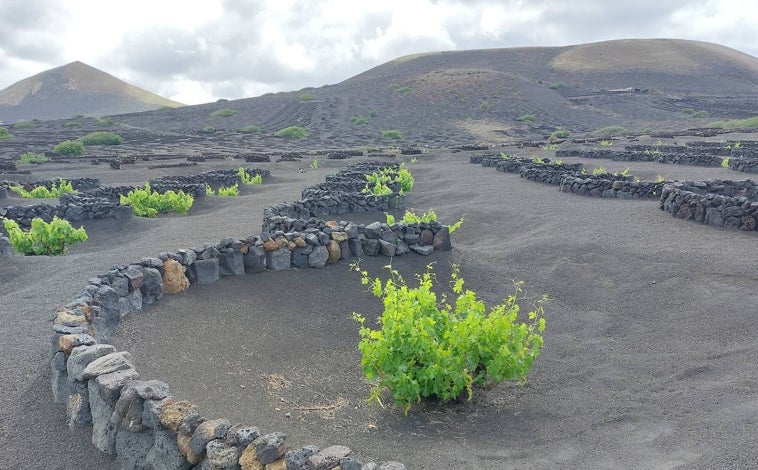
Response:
[9, 179, 76, 198]
[3, 217, 88, 255]
[238, 168, 262, 185]
[352, 263, 546, 413]
[119, 184, 193, 217]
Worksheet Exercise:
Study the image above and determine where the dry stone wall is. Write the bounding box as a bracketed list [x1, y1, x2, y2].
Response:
[659, 179, 758, 231]
[44, 162, 456, 469]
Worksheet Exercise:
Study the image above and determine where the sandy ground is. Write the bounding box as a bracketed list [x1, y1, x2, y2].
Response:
[1, 149, 757, 469]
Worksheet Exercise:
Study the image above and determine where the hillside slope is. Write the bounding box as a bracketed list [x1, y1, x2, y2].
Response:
[0, 61, 183, 122]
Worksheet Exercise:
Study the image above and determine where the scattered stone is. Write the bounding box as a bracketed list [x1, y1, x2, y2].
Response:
[326, 240, 341, 263]
[254, 432, 287, 465]
[163, 259, 190, 294]
[307, 445, 351, 470]
[285, 445, 320, 470]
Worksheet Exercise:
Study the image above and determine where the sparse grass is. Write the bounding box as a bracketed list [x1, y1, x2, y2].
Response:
[210, 109, 237, 117]
[53, 140, 84, 156]
[238, 125, 261, 133]
[515, 114, 536, 123]
[201, 126, 217, 133]
[382, 130, 404, 140]
[690, 110, 709, 119]
[95, 119, 114, 127]
[592, 125, 628, 137]
[681, 108, 696, 115]
[600, 140, 614, 147]
[63, 120, 82, 128]
[298, 93, 315, 102]
[549, 129, 571, 142]
[79, 131, 123, 146]
[705, 116, 758, 129]
[548, 82, 567, 90]
[541, 144, 558, 151]
[351, 116, 368, 125]
[388, 83, 411, 94]
[18, 152, 49, 164]
[275, 126, 309, 139]
[369, 110, 378, 118]
[13, 121, 33, 129]
[0, 127, 13, 140]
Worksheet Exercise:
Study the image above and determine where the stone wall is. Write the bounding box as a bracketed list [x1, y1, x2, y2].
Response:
[559, 175, 666, 199]
[555, 148, 723, 167]
[43, 162, 456, 468]
[659, 179, 758, 231]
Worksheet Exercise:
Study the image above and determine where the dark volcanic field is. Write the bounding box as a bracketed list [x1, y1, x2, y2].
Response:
[1, 140, 757, 469]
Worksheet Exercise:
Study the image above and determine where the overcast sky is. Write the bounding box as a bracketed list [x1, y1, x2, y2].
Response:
[1, 0, 756, 105]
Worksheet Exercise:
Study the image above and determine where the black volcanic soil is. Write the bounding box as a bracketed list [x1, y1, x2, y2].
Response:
[2, 142, 757, 469]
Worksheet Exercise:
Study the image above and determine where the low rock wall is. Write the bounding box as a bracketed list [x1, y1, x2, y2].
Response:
[43, 161, 454, 468]
[659, 179, 758, 231]
[559, 175, 666, 199]
[0, 177, 101, 192]
[729, 156, 758, 173]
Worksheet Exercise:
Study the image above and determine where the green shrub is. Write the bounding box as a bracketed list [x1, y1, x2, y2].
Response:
[95, 119, 114, 126]
[10, 179, 75, 198]
[3, 216, 88, 255]
[382, 130, 403, 140]
[238, 125, 261, 133]
[515, 114, 536, 122]
[18, 152, 49, 164]
[64, 120, 82, 128]
[548, 82, 567, 90]
[362, 164, 413, 195]
[351, 116, 368, 125]
[721, 158, 730, 168]
[591, 166, 607, 176]
[119, 183, 193, 217]
[388, 83, 410, 94]
[600, 140, 614, 147]
[13, 121, 33, 129]
[238, 168, 262, 185]
[79, 131, 123, 146]
[706, 116, 758, 129]
[691, 110, 709, 119]
[351, 263, 546, 413]
[275, 126, 308, 139]
[210, 109, 237, 117]
[681, 108, 696, 115]
[53, 140, 84, 156]
[0, 127, 13, 140]
[298, 93, 315, 102]
[369, 110, 378, 118]
[396, 163, 414, 192]
[549, 129, 571, 141]
[310, 159, 319, 169]
[541, 143, 558, 151]
[201, 126, 216, 133]
[592, 125, 628, 138]
[216, 183, 239, 197]
[402, 209, 436, 225]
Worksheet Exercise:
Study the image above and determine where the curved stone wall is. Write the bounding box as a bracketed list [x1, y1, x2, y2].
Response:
[46, 162, 454, 469]
[659, 179, 758, 231]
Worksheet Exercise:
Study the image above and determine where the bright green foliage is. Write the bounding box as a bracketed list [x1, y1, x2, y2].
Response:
[385, 213, 396, 225]
[18, 152, 49, 164]
[541, 143, 558, 151]
[217, 183, 239, 197]
[3, 216, 88, 255]
[238, 168, 262, 185]
[531, 157, 545, 164]
[53, 140, 85, 156]
[381, 130, 403, 140]
[13, 121, 33, 129]
[655, 174, 665, 183]
[362, 180, 393, 196]
[591, 166, 607, 176]
[396, 164, 414, 192]
[79, 131, 123, 146]
[449, 216, 464, 234]
[721, 158, 730, 168]
[10, 179, 76, 198]
[238, 125, 261, 133]
[210, 109, 237, 117]
[600, 140, 614, 147]
[352, 263, 546, 413]
[275, 126, 309, 139]
[298, 93, 315, 102]
[119, 183, 193, 217]
[0, 127, 13, 140]
[402, 209, 437, 225]
[205, 184, 215, 196]
[362, 164, 413, 195]
[310, 159, 319, 169]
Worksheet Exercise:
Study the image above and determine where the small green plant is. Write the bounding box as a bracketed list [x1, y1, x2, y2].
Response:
[18, 152, 49, 164]
[449, 215, 464, 234]
[275, 126, 309, 139]
[691, 110, 709, 119]
[548, 82, 567, 90]
[79, 131, 123, 146]
[298, 93, 315, 102]
[201, 126, 217, 133]
[210, 109, 237, 117]
[655, 174, 665, 183]
[600, 140, 614, 147]
[616, 168, 630, 177]
[3, 216, 88, 255]
[382, 130, 404, 140]
[119, 183, 193, 217]
[351, 116, 368, 125]
[592, 125, 628, 138]
[53, 140, 84, 156]
[554, 159, 563, 165]
[238, 125, 261, 133]
[95, 119, 114, 127]
[310, 159, 319, 169]
[396, 164, 414, 192]
[64, 120, 83, 128]
[402, 209, 437, 225]
[10, 179, 76, 198]
[549, 129, 570, 142]
[351, 263, 546, 413]
[216, 183, 239, 197]
[205, 184, 215, 196]
[385, 213, 396, 225]
[409, 157, 418, 163]
[0, 127, 14, 140]
[238, 168, 262, 185]
[541, 144, 558, 151]
[388, 83, 410, 94]
[531, 157, 545, 164]
[362, 180, 393, 196]
[681, 108, 696, 115]
[592, 166, 607, 176]
[369, 110, 378, 118]
[13, 121, 33, 129]
[515, 114, 536, 123]
[721, 157, 730, 168]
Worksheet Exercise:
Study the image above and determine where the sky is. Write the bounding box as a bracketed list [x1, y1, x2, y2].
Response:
[0, 0, 756, 105]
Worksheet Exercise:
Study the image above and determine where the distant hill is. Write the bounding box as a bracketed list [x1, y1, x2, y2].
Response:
[0, 61, 183, 123]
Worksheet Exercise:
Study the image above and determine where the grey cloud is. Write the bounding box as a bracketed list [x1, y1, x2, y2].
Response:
[0, 0, 66, 61]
